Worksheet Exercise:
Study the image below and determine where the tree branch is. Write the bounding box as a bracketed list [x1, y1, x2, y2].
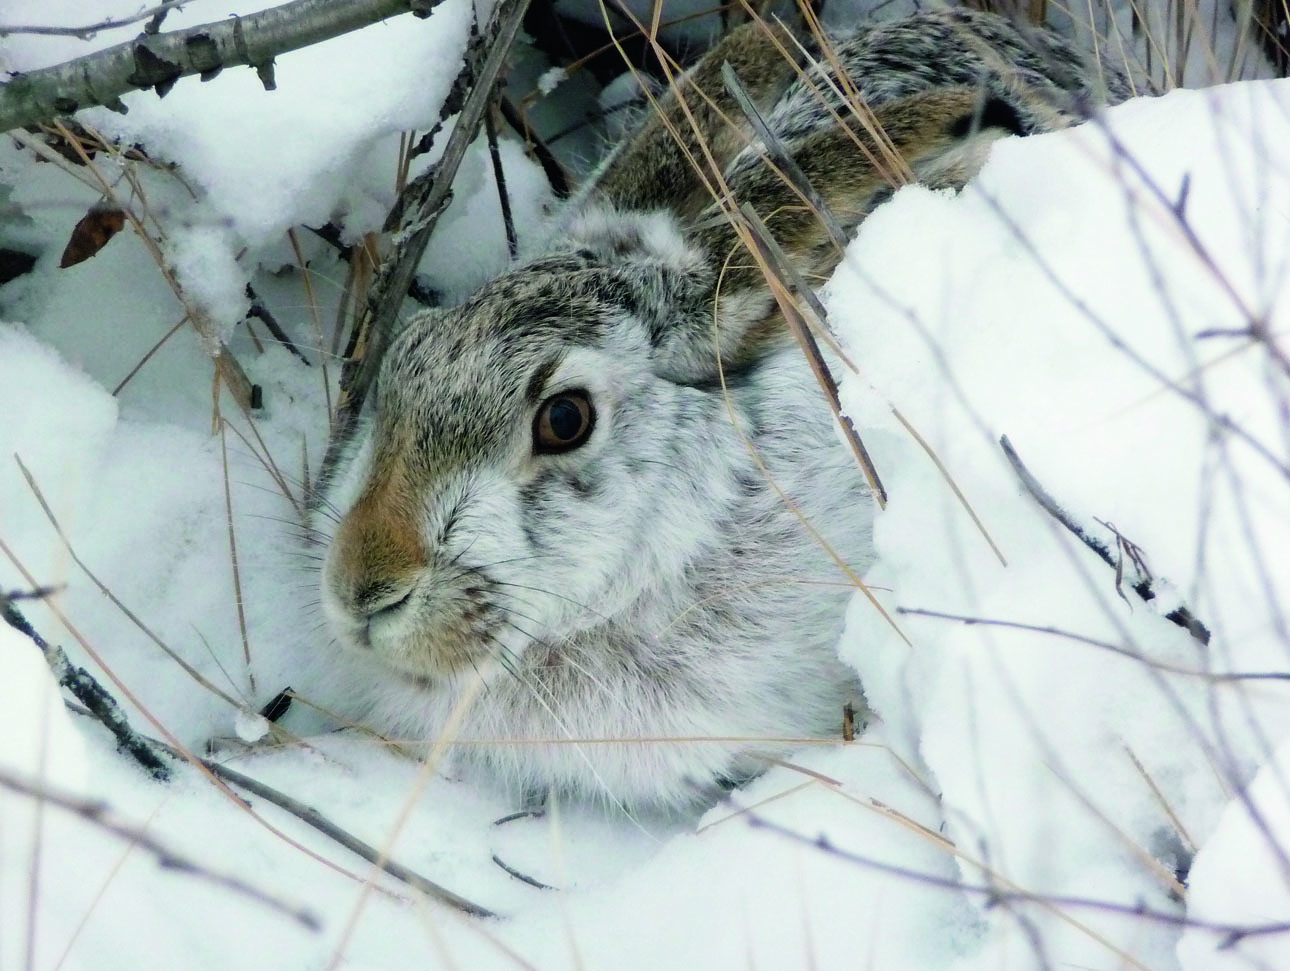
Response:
[321, 0, 532, 474]
[0, 765, 319, 929]
[0, 0, 447, 134]
[1, 594, 173, 779]
[999, 434, 1212, 644]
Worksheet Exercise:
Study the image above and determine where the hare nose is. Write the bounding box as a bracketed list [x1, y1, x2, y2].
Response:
[354, 579, 416, 620]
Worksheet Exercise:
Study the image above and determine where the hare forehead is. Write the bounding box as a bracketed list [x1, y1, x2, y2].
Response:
[375, 271, 636, 463]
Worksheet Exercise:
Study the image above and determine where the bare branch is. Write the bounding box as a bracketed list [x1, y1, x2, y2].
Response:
[0, 0, 448, 134]
[321, 0, 532, 479]
[749, 812, 1290, 947]
[0, 765, 318, 930]
[999, 435, 1212, 644]
[148, 735, 498, 917]
[1, 592, 172, 779]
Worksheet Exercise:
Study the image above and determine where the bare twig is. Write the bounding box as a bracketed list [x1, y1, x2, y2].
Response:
[245, 285, 311, 365]
[0, 0, 452, 133]
[498, 95, 570, 198]
[898, 607, 1286, 681]
[748, 812, 1290, 947]
[0, 765, 318, 929]
[999, 435, 1212, 644]
[0, 2, 191, 40]
[484, 107, 519, 259]
[182, 749, 497, 918]
[322, 0, 533, 474]
[1, 595, 171, 779]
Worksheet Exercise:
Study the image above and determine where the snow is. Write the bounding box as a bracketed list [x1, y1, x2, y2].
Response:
[2, 2, 1290, 969]
[1179, 737, 1290, 970]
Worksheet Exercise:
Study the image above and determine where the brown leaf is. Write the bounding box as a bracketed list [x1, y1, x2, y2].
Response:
[60, 206, 126, 268]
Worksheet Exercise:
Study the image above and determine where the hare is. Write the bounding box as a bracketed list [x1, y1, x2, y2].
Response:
[311, 9, 1129, 811]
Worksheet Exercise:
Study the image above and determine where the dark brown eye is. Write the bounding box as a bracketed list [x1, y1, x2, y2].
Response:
[534, 390, 595, 454]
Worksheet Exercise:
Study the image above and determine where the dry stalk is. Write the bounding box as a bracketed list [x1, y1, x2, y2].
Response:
[46, 120, 255, 414]
[287, 228, 334, 417]
[219, 421, 255, 688]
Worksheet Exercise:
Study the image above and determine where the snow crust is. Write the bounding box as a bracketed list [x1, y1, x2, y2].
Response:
[1, 3, 1289, 969]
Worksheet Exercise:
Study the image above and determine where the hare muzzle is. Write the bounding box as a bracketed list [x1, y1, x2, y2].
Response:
[324, 467, 493, 678]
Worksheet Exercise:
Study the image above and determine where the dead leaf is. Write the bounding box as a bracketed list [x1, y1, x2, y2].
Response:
[60, 206, 126, 268]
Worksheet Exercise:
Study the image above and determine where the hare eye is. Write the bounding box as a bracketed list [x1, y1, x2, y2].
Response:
[534, 391, 595, 454]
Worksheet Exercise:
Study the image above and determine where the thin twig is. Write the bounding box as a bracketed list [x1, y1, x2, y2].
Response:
[897, 608, 1282, 681]
[721, 61, 849, 249]
[245, 285, 311, 365]
[0, 2, 190, 39]
[999, 435, 1212, 643]
[0, 766, 319, 930]
[182, 748, 497, 918]
[484, 106, 518, 259]
[748, 812, 1290, 946]
[498, 95, 570, 198]
[1, 595, 171, 779]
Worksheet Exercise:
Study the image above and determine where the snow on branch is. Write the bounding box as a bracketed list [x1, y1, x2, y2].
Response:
[0, 0, 447, 134]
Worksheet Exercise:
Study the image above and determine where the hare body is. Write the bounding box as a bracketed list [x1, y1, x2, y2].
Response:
[313, 10, 1127, 810]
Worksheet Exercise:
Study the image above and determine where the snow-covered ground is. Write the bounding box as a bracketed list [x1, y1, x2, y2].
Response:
[2, 1, 1289, 969]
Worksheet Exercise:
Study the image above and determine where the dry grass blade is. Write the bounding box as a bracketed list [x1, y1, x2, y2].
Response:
[219, 422, 255, 689]
[889, 407, 1008, 566]
[12, 454, 244, 710]
[111, 313, 189, 397]
[287, 227, 334, 417]
[1123, 744, 1197, 853]
[223, 416, 302, 516]
[46, 120, 255, 414]
[736, 203, 887, 506]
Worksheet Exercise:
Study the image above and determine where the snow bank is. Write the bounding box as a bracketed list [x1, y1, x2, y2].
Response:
[829, 79, 1290, 967]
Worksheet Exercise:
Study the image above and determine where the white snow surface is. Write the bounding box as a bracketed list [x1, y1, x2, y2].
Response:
[1, 3, 1290, 969]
